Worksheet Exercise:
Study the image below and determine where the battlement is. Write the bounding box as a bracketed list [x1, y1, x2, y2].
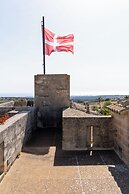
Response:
[0, 74, 129, 186]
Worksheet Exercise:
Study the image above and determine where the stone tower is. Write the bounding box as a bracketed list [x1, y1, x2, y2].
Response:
[35, 74, 70, 128]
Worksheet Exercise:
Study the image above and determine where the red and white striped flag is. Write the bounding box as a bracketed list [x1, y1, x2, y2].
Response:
[44, 28, 74, 56]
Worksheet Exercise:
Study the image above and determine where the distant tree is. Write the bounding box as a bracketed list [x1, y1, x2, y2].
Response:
[99, 101, 111, 115]
[99, 108, 111, 115]
[125, 95, 129, 99]
[105, 98, 110, 101]
[92, 105, 99, 112]
[96, 96, 103, 109]
[103, 101, 111, 108]
[92, 101, 111, 115]
[97, 96, 103, 102]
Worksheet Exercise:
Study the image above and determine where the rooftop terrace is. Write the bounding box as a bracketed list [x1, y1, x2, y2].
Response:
[0, 128, 129, 194]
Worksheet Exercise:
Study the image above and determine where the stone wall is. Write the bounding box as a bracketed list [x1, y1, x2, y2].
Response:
[0, 101, 14, 115]
[0, 107, 14, 115]
[35, 74, 70, 128]
[111, 110, 129, 166]
[0, 108, 37, 175]
[0, 101, 14, 107]
[63, 108, 113, 150]
[0, 142, 4, 174]
[23, 108, 37, 145]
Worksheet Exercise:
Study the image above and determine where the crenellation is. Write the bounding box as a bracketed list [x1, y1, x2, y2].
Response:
[1, 73, 129, 189]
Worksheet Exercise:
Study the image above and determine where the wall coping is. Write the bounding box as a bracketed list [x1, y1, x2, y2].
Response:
[0, 111, 30, 133]
[0, 101, 14, 107]
[63, 108, 112, 118]
[35, 74, 69, 76]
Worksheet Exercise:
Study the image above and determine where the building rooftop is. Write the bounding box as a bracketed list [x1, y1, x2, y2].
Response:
[107, 104, 129, 113]
[63, 108, 111, 118]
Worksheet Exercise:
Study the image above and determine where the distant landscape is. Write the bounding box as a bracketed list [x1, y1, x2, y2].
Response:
[70, 95, 128, 102]
[0, 94, 128, 102]
[0, 94, 128, 116]
[0, 93, 33, 98]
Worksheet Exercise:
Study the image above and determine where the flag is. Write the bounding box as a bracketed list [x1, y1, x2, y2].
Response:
[44, 28, 74, 56]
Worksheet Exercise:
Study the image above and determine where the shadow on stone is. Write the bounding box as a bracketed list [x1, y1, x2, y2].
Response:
[22, 126, 129, 193]
[108, 164, 129, 194]
[98, 150, 129, 194]
[22, 127, 56, 156]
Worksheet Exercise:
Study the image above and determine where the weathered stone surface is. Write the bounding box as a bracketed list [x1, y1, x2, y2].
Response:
[0, 108, 37, 174]
[0, 107, 14, 115]
[0, 129, 128, 194]
[35, 74, 70, 128]
[0, 142, 4, 174]
[14, 99, 27, 106]
[111, 110, 129, 166]
[0, 101, 14, 107]
[62, 108, 113, 150]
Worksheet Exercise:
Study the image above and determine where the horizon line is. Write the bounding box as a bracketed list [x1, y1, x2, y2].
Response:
[0, 93, 129, 98]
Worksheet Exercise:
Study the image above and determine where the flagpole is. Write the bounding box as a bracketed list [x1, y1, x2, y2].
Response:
[42, 16, 46, 74]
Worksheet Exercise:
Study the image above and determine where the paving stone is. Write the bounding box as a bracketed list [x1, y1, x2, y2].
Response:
[49, 166, 79, 180]
[54, 156, 77, 166]
[82, 178, 122, 194]
[79, 166, 112, 179]
[77, 152, 104, 165]
[44, 179, 81, 194]
[0, 129, 129, 194]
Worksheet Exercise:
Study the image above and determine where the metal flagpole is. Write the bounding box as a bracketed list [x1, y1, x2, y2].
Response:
[42, 16, 46, 74]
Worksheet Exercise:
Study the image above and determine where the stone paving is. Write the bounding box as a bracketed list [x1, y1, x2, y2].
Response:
[0, 128, 129, 194]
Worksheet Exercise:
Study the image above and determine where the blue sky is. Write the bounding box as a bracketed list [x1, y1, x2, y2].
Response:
[0, 0, 129, 96]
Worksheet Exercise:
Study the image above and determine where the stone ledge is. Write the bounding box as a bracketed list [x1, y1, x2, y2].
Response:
[63, 108, 112, 118]
[0, 108, 37, 178]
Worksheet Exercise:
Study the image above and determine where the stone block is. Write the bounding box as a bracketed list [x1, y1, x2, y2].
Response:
[62, 108, 113, 150]
[14, 99, 27, 106]
[0, 108, 37, 174]
[0, 142, 4, 174]
[35, 74, 70, 128]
